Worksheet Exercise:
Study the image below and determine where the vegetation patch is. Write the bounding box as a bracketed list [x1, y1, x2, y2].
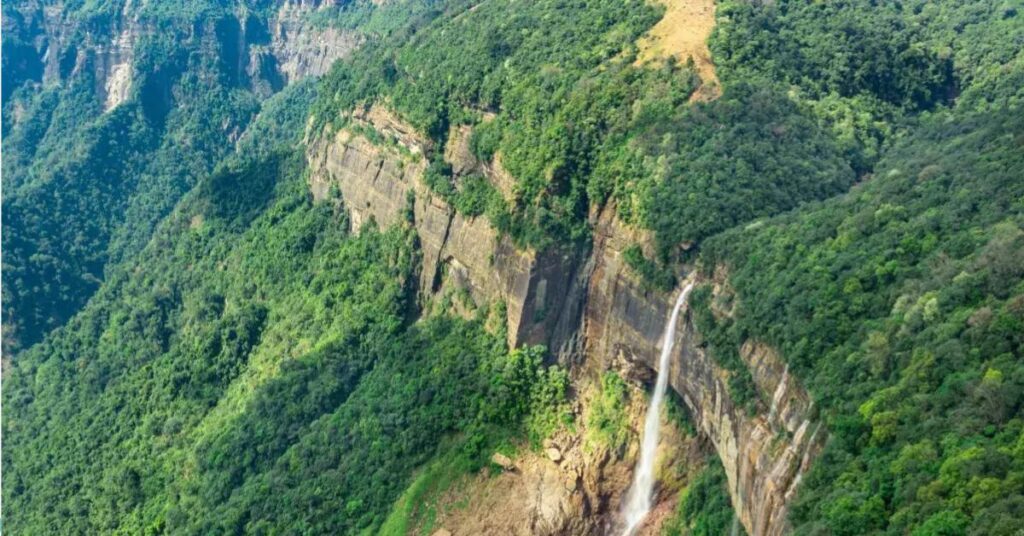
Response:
[586, 371, 634, 452]
[634, 0, 719, 95]
[663, 458, 744, 536]
[700, 110, 1024, 535]
[689, 284, 760, 410]
[624, 244, 677, 292]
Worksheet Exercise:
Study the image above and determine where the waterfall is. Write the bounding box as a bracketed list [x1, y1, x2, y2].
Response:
[620, 282, 695, 535]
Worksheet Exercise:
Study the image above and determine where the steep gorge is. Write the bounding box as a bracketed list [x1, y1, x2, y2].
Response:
[9, 1, 1019, 534]
[307, 104, 824, 535]
[5, 0, 358, 110]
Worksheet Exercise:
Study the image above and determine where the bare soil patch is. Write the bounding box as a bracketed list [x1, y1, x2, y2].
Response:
[635, 0, 720, 100]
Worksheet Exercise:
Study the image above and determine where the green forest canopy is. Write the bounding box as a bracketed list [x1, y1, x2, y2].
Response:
[2, 0, 1022, 534]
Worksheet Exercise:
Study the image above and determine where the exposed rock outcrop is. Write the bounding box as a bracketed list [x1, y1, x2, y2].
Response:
[307, 107, 583, 351]
[29, 4, 145, 111]
[266, 1, 361, 85]
[583, 204, 826, 536]
[8, 0, 358, 110]
[422, 380, 707, 536]
[308, 105, 825, 535]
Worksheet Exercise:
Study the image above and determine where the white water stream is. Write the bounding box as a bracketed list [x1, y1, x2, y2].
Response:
[620, 282, 695, 535]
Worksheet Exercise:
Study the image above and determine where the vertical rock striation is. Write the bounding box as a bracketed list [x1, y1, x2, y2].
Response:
[269, 0, 361, 84]
[6, 0, 358, 110]
[583, 205, 825, 536]
[307, 106, 825, 535]
[307, 106, 582, 351]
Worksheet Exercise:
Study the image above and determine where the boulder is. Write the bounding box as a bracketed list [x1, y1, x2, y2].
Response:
[490, 452, 515, 471]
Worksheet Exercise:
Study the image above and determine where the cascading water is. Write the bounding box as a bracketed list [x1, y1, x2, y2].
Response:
[620, 282, 695, 535]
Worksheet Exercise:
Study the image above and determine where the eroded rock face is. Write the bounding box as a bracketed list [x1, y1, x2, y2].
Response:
[423, 381, 707, 536]
[9, 0, 358, 110]
[308, 106, 824, 535]
[24, 2, 145, 111]
[307, 107, 582, 351]
[584, 205, 825, 536]
[268, 0, 361, 85]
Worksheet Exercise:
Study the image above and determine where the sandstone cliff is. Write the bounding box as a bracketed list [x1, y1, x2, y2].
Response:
[308, 105, 583, 351]
[6, 0, 358, 110]
[583, 206, 826, 536]
[421, 382, 708, 536]
[268, 1, 360, 85]
[307, 106, 825, 535]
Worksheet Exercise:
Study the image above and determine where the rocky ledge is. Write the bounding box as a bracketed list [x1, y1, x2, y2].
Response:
[307, 104, 583, 351]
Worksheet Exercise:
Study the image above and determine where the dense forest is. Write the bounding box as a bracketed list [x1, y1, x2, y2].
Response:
[3, 0, 1022, 535]
[696, 110, 1024, 535]
[3, 122, 569, 533]
[2, 0, 274, 351]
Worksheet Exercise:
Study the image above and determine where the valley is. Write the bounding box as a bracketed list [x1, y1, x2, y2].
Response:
[3, 1, 1023, 535]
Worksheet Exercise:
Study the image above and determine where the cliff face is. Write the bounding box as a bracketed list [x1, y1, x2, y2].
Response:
[5, 0, 357, 110]
[308, 106, 583, 351]
[307, 108, 825, 535]
[422, 387, 708, 536]
[583, 206, 826, 536]
[268, 1, 360, 85]
[2, 1, 145, 110]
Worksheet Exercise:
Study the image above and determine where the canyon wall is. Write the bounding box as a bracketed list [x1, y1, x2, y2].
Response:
[267, 1, 360, 85]
[5, 0, 357, 110]
[307, 107, 825, 535]
[307, 106, 584, 351]
[584, 206, 826, 536]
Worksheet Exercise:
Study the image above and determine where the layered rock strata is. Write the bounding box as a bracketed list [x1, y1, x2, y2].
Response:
[307, 106, 826, 535]
[7, 0, 357, 110]
[584, 206, 826, 536]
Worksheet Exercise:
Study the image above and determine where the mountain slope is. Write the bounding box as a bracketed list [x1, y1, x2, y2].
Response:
[3, 1, 1023, 535]
[698, 110, 1024, 535]
[1, 0, 365, 350]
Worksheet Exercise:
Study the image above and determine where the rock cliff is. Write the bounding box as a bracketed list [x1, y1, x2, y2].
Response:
[5, 0, 358, 110]
[583, 206, 826, 536]
[410, 378, 708, 536]
[307, 106, 825, 535]
[268, 1, 360, 84]
[308, 105, 583, 351]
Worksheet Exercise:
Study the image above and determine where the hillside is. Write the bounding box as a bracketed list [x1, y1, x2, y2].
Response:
[3, 1, 1023, 535]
